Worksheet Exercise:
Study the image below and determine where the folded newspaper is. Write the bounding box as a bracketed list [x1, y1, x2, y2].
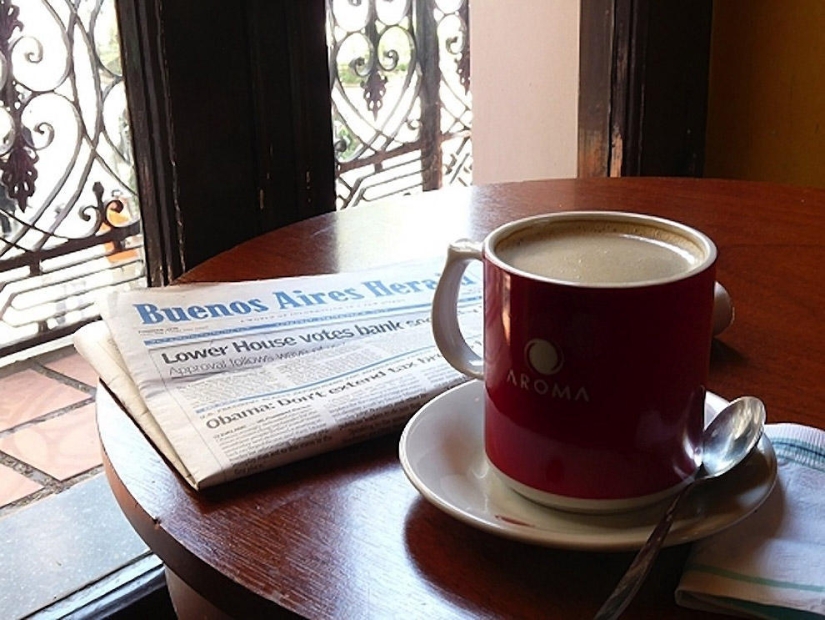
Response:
[74, 258, 481, 489]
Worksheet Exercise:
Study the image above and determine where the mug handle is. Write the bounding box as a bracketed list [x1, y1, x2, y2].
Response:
[431, 239, 484, 380]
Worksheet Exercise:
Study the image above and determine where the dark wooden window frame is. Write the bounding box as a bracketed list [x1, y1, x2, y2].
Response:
[116, 0, 335, 286]
[578, 0, 713, 178]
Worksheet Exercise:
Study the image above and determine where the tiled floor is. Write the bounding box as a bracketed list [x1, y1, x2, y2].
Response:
[0, 345, 101, 515]
[0, 344, 177, 618]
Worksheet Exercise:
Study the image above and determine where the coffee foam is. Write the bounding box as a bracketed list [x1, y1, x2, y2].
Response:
[495, 220, 706, 285]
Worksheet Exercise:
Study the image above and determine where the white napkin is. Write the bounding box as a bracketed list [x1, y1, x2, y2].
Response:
[676, 423, 825, 619]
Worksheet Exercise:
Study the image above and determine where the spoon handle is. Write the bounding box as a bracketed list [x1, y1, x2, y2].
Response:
[593, 484, 691, 620]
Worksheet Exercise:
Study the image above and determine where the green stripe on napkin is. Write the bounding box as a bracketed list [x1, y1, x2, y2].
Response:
[684, 563, 825, 594]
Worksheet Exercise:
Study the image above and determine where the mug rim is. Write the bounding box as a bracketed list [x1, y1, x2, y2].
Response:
[483, 211, 717, 289]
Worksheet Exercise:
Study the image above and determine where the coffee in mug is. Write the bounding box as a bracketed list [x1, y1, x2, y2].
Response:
[431, 211, 731, 513]
[496, 219, 703, 284]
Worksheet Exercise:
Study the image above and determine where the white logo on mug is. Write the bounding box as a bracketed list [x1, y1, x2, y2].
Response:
[505, 339, 589, 403]
[524, 338, 564, 375]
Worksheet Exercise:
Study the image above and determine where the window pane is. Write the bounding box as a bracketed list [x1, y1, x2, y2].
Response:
[327, 0, 472, 210]
[0, 0, 144, 357]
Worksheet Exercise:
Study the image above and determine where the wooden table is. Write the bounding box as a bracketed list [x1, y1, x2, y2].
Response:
[97, 178, 825, 619]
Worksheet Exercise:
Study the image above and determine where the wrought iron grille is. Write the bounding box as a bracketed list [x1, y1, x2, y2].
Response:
[327, 0, 471, 209]
[0, 0, 143, 358]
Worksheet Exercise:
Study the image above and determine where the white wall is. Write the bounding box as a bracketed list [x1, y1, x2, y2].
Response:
[470, 2, 580, 184]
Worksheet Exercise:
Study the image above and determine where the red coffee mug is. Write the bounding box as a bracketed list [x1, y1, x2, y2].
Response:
[432, 212, 731, 513]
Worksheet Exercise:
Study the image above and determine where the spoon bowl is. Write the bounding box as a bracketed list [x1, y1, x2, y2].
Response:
[594, 396, 766, 620]
[701, 396, 767, 478]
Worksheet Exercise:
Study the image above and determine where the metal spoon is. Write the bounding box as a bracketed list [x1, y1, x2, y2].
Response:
[594, 396, 766, 620]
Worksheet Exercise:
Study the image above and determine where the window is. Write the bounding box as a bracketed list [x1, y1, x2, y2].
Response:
[0, 0, 143, 358]
[327, 0, 472, 209]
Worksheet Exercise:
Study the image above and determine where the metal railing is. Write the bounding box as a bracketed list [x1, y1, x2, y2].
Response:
[0, 0, 144, 358]
[327, 0, 472, 209]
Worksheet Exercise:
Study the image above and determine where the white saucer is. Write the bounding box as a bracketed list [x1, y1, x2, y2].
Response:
[399, 380, 777, 551]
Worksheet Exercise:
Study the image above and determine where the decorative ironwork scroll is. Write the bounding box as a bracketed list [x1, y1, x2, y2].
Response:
[327, 0, 471, 209]
[0, 0, 143, 358]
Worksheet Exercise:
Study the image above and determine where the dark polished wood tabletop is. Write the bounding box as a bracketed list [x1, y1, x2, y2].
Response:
[97, 177, 825, 619]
